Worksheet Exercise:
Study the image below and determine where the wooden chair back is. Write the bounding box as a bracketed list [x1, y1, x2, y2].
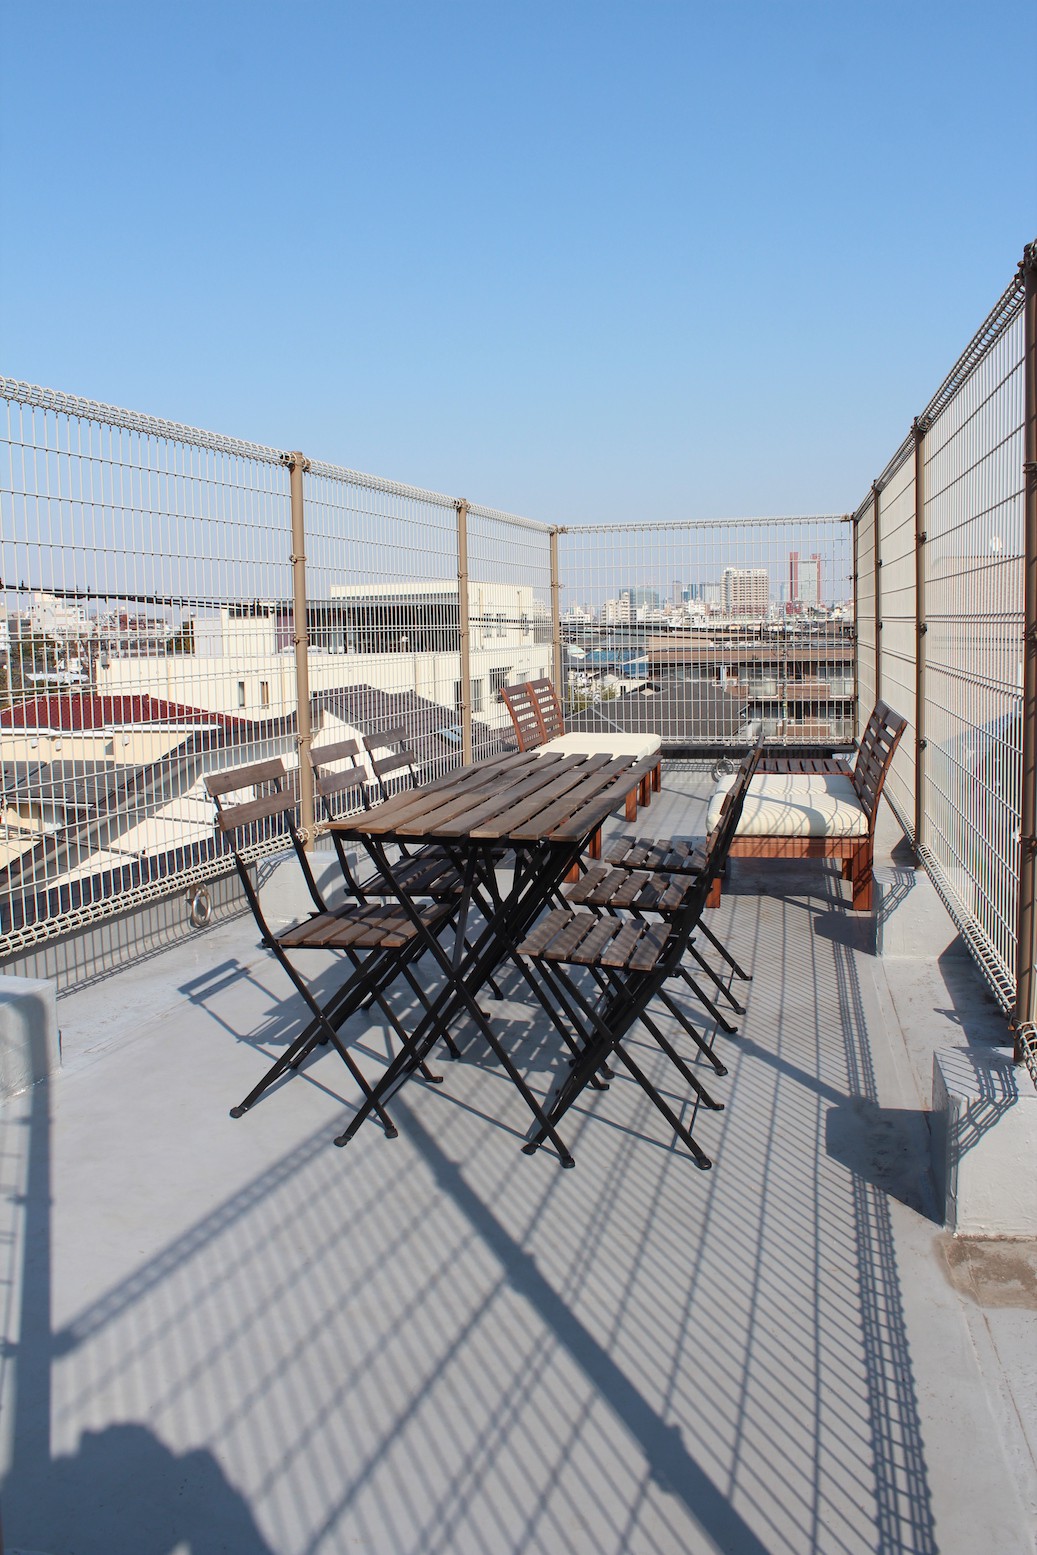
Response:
[851, 700, 907, 827]
[204, 756, 326, 923]
[361, 727, 423, 798]
[205, 757, 297, 840]
[309, 737, 369, 818]
[500, 678, 565, 750]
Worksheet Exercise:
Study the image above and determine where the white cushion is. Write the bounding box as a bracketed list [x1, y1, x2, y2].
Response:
[534, 732, 662, 762]
[707, 771, 868, 838]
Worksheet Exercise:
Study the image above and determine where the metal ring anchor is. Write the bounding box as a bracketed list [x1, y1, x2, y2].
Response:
[188, 886, 213, 929]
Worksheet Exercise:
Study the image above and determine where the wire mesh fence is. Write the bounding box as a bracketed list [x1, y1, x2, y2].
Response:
[853, 252, 1032, 1051]
[557, 517, 854, 751]
[920, 308, 1026, 1008]
[0, 383, 295, 953]
[0, 383, 555, 959]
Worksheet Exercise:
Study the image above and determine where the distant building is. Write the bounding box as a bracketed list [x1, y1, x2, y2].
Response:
[602, 596, 632, 625]
[622, 587, 660, 612]
[789, 552, 822, 609]
[29, 592, 89, 639]
[722, 568, 770, 617]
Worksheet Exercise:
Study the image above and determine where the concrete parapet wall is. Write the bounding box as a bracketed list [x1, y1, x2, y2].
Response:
[0, 974, 60, 1099]
[932, 1045, 1037, 1236]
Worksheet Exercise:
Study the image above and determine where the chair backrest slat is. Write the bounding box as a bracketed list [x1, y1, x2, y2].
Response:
[314, 768, 367, 802]
[370, 750, 414, 780]
[214, 786, 296, 834]
[529, 679, 565, 741]
[310, 738, 368, 817]
[361, 729, 422, 798]
[204, 757, 285, 799]
[501, 679, 566, 750]
[852, 700, 907, 823]
[310, 737, 361, 767]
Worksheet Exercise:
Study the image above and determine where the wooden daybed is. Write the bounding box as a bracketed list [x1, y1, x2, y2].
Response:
[705, 701, 907, 911]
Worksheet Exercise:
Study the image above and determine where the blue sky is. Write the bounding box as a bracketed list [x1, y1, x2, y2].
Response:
[2, 0, 1034, 523]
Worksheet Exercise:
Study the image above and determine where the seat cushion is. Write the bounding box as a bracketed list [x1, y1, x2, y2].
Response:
[534, 732, 662, 762]
[707, 771, 869, 838]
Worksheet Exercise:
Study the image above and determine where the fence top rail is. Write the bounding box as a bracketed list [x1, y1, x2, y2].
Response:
[560, 514, 851, 535]
[0, 376, 557, 535]
[855, 239, 1036, 513]
[0, 376, 287, 465]
[917, 242, 1034, 433]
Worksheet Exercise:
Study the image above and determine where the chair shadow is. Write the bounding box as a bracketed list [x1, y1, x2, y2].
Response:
[8, 1422, 277, 1555]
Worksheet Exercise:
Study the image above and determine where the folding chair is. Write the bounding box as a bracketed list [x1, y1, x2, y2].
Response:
[544, 742, 763, 1067]
[309, 736, 491, 1050]
[309, 737, 462, 903]
[516, 744, 759, 1168]
[206, 757, 451, 1130]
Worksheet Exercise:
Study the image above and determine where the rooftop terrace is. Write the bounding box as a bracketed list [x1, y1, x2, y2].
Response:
[2, 769, 1035, 1554]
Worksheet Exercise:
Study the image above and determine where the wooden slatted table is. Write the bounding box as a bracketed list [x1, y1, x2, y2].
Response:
[330, 748, 656, 1164]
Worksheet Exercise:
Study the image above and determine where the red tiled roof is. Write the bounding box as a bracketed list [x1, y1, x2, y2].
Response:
[0, 694, 249, 732]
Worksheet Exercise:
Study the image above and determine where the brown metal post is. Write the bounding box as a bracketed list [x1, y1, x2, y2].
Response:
[456, 499, 473, 765]
[872, 481, 882, 729]
[851, 507, 860, 734]
[913, 420, 927, 852]
[283, 451, 315, 845]
[550, 528, 563, 703]
[1014, 245, 1037, 1058]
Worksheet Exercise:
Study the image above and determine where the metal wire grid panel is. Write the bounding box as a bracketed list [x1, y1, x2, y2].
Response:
[464, 502, 554, 748]
[557, 518, 854, 750]
[874, 450, 918, 834]
[855, 495, 877, 734]
[920, 310, 1025, 999]
[300, 476, 554, 783]
[852, 251, 1033, 1044]
[0, 385, 299, 952]
[301, 466, 465, 785]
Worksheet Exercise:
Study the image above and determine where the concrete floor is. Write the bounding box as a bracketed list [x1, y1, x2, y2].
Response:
[2, 771, 1035, 1554]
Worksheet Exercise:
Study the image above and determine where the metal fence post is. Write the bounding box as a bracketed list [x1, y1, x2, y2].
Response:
[913, 419, 928, 851]
[1015, 245, 1037, 1063]
[872, 481, 882, 726]
[851, 506, 860, 733]
[550, 528, 563, 703]
[456, 499, 473, 765]
[283, 451, 315, 845]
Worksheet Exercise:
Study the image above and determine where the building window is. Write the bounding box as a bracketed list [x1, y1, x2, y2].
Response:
[490, 666, 510, 701]
[260, 681, 270, 708]
[237, 681, 246, 708]
[471, 678, 483, 713]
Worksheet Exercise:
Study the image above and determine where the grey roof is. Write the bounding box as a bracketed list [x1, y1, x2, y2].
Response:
[312, 684, 502, 768]
[567, 682, 748, 746]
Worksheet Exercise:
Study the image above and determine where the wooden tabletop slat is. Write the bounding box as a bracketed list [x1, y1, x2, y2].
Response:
[537, 756, 655, 843]
[505, 757, 641, 843]
[408, 754, 598, 839]
[463, 754, 619, 840]
[330, 745, 646, 849]
[333, 751, 537, 837]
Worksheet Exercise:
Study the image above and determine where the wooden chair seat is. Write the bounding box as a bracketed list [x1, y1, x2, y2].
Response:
[518, 907, 669, 972]
[278, 901, 451, 950]
[602, 836, 707, 873]
[565, 862, 701, 913]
